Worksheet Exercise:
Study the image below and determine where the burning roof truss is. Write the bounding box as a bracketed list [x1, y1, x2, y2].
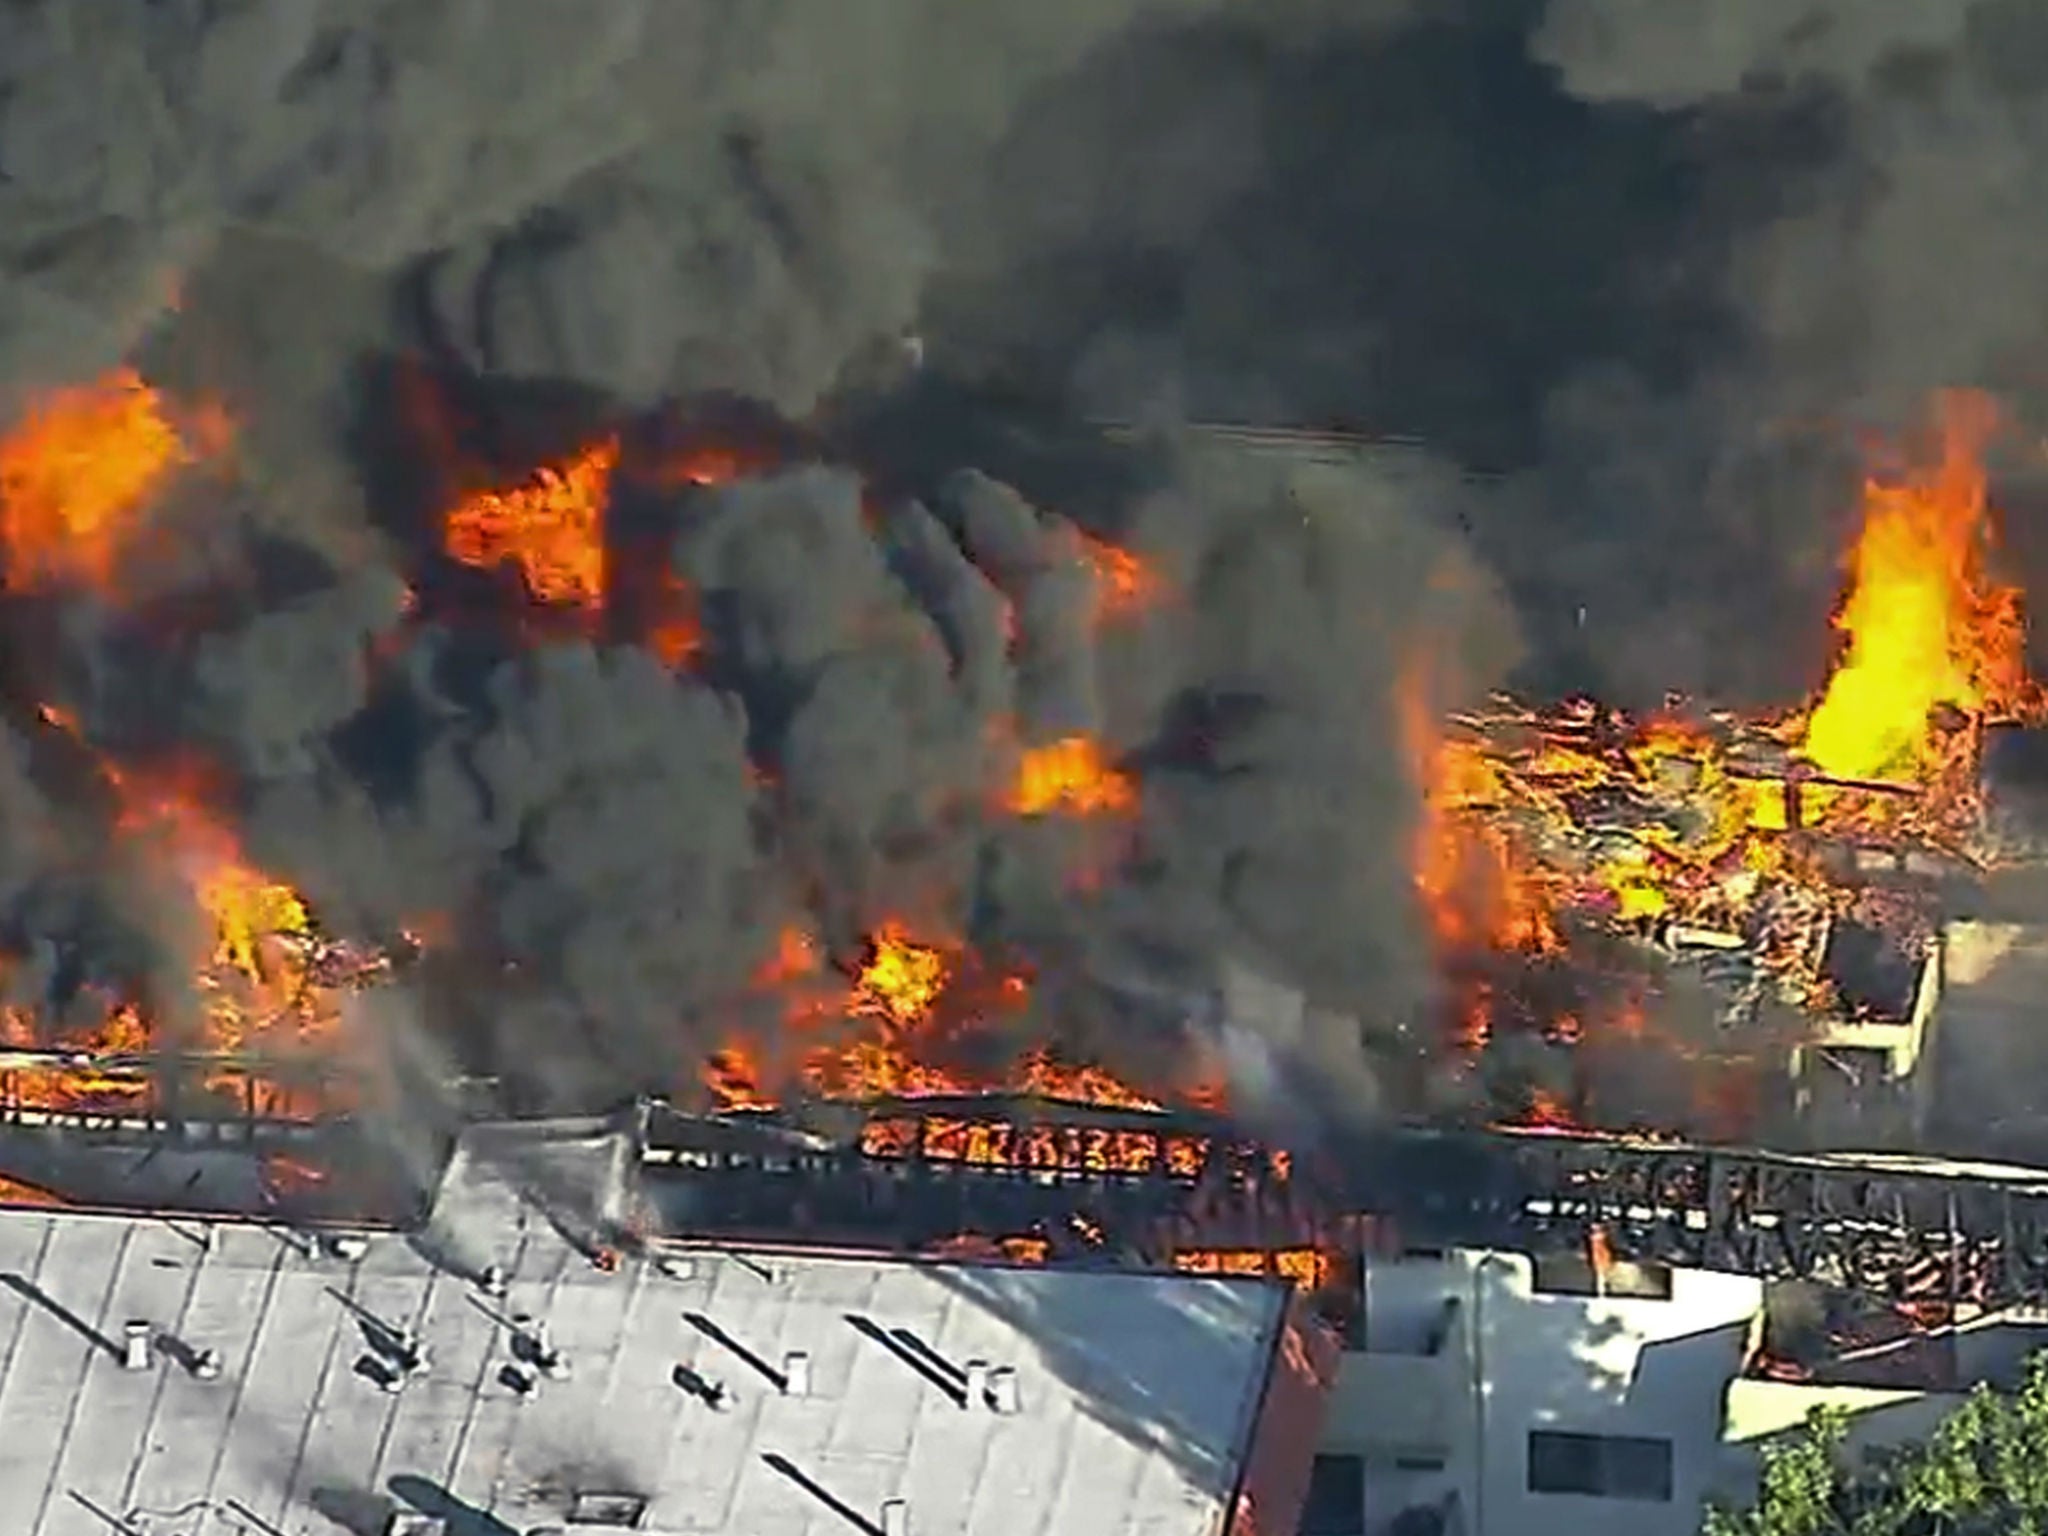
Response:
[647, 1098, 2048, 1314]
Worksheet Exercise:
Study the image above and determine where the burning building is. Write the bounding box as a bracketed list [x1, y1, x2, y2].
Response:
[1385, 391, 2048, 1158]
[1, 347, 2047, 1257]
[2, 7, 2048, 1534]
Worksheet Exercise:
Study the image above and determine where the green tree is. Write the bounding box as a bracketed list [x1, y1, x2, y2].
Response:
[1705, 1354, 2048, 1536]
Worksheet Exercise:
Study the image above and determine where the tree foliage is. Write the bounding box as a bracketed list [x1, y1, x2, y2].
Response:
[1705, 1354, 2048, 1536]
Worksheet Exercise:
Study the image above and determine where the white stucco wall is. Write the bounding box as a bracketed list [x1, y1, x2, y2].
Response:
[1321, 1248, 1765, 1536]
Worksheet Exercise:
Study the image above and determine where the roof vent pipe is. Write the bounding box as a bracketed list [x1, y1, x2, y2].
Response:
[987, 1366, 1020, 1414]
[782, 1350, 811, 1397]
[122, 1321, 152, 1372]
[963, 1360, 989, 1410]
[880, 1499, 909, 1536]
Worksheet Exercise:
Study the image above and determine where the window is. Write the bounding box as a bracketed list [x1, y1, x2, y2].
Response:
[1526, 1430, 1674, 1502]
[1299, 1453, 1366, 1535]
[1530, 1251, 1673, 1300]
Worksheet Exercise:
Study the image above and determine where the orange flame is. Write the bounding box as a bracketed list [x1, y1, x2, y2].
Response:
[1514, 1088, 1581, 1132]
[705, 918, 1220, 1115]
[1802, 391, 2034, 781]
[654, 444, 752, 488]
[1078, 532, 1163, 623]
[1398, 657, 1560, 957]
[0, 1174, 69, 1210]
[644, 570, 703, 669]
[0, 369, 223, 595]
[1174, 1247, 1336, 1291]
[438, 435, 711, 669]
[755, 925, 825, 987]
[443, 438, 619, 609]
[108, 771, 331, 1057]
[1013, 1049, 1162, 1109]
[1008, 736, 1138, 817]
[0, 746, 409, 1116]
[852, 923, 950, 1027]
[1383, 395, 2045, 1135]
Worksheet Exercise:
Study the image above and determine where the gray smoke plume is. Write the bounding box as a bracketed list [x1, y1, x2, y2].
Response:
[1518, 0, 2048, 696]
[0, 0, 1331, 417]
[1530, 0, 2048, 417]
[8, 3, 2038, 707]
[201, 445, 1505, 1109]
[920, 1, 2048, 709]
[5, 0, 2039, 1129]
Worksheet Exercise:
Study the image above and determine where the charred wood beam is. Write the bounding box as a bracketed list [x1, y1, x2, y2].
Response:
[648, 1107, 2048, 1303]
[1340, 1129, 2048, 1305]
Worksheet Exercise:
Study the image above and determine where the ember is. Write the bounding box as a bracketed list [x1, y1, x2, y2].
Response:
[1174, 1247, 1336, 1292]
[1078, 531, 1164, 623]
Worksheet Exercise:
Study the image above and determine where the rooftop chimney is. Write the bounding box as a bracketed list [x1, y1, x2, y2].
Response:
[880, 1498, 909, 1536]
[963, 1360, 989, 1410]
[781, 1350, 811, 1397]
[986, 1366, 1020, 1415]
[121, 1321, 152, 1372]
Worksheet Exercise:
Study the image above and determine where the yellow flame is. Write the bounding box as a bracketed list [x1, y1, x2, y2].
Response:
[1802, 392, 2025, 780]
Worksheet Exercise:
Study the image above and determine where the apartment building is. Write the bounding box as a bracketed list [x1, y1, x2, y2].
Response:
[1302, 1246, 1764, 1536]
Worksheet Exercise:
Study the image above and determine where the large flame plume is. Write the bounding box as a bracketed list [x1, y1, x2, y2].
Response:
[1802, 394, 2037, 780]
[1404, 392, 2040, 1134]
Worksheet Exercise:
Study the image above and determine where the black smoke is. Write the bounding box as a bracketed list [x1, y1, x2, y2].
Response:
[0, 1, 2040, 1121]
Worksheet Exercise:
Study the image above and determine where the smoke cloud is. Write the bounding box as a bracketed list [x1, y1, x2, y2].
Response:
[1, 0, 2039, 1126]
[0, 0, 1311, 415]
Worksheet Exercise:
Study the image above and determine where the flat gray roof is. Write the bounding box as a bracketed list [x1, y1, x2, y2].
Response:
[0, 1125, 1291, 1535]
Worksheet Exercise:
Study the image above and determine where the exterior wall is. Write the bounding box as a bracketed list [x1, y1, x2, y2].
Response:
[1318, 1249, 1764, 1536]
[1231, 1291, 1344, 1536]
[1709, 1316, 2048, 1513]
[1928, 919, 2048, 1160]
[1715, 1377, 1962, 1509]
[1789, 939, 1944, 1147]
